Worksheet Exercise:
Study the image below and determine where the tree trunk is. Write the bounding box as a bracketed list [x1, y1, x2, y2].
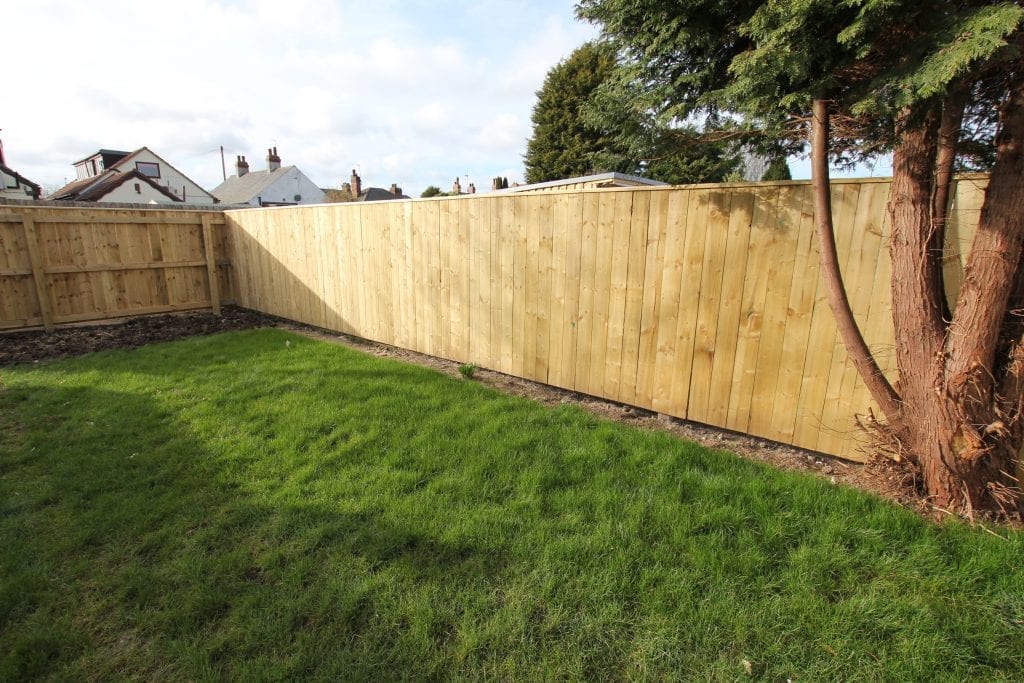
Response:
[883, 108, 964, 508]
[810, 99, 901, 419]
[887, 81, 1024, 513]
[931, 89, 967, 320]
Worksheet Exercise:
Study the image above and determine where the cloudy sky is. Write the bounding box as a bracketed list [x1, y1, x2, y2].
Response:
[4, 0, 887, 197]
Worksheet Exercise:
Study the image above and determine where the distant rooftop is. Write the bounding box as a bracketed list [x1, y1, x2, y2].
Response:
[73, 149, 131, 166]
[211, 166, 298, 204]
[496, 172, 668, 193]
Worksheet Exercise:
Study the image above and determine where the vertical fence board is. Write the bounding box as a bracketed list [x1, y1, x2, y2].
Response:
[651, 191, 691, 413]
[574, 193, 601, 395]
[686, 189, 731, 424]
[603, 192, 634, 398]
[706, 190, 755, 429]
[669, 190, 711, 416]
[726, 186, 781, 434]
[22, 217, 54, 330]
[523, 195, 542, 381]
[619, 191, 650, 405]
[748, 185, 806, 439]
[768, 185, 818, 443]
[634, 192, 670, 410]
[547, 194, 569, 387]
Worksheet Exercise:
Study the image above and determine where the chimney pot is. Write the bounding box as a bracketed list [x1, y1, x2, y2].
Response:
[235, 155, 250, 177]
[266, 147, 281, 172]
[350, 169, 362, 198]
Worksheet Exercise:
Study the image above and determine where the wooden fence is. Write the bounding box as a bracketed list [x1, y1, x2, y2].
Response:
[0, 205, 233, 331]
[225, 176, 987, 461]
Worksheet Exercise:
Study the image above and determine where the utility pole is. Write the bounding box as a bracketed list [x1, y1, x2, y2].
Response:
[220, 145, 226, 181]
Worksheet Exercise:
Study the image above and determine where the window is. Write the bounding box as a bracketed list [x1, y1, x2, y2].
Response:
[136, 162, 160, 178]
[134, 183, 141, 194]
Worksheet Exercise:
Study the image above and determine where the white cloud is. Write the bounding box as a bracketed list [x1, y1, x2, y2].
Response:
[477, 114, 527, 152]
[3, 0, 597, 196]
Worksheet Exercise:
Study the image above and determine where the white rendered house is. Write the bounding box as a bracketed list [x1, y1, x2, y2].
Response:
[211, 148, 325, 207]
[50, 147, 216, 204]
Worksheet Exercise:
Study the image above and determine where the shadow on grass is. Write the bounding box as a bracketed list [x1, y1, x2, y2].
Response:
[0, 379, 504, 681]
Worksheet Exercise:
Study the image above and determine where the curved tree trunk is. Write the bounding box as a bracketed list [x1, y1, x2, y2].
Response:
[810, 99, 901, 419]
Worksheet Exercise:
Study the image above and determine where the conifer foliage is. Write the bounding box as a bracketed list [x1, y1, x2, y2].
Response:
[761, 157, 791, 182]
[523, 42, 622, 183]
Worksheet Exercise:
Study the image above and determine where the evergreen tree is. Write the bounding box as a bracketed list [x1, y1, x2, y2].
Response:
[420, 185, 444, 198]
[578, 0, 1024, 513]
[761, 157, 791, 182]
[642, 128, 742, 184]
[523, 42, 625, 183]
[525, 40, 741, 185]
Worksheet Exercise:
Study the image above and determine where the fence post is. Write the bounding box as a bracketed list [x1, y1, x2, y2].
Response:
[201, 214, 221, 315]
[22, 216, 54, 332]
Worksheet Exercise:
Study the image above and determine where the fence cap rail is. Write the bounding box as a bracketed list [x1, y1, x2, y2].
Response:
[221, 173, 990, 215]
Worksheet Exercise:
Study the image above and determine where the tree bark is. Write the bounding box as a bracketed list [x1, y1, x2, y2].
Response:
[932, 89, 967, 320]
[885, 107, 964, 506]
[885, 81, 1024, 513]
[810, 99, 902, 419]
[946, 78, 1024, 456]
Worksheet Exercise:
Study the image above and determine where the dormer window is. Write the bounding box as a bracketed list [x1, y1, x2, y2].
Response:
[136, 162, 160, 178]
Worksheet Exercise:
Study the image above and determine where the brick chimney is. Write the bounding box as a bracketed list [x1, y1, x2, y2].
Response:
[452, 177, 461, 195]
[350, 169, 362, 197]
[390, 183, 403, 197]
[266, 146, 281, 172]
[235, 155, 249, 177]
[468, 183, 476, 194]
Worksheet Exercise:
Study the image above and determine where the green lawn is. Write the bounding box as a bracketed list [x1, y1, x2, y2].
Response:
[1, 328, 1023, 680]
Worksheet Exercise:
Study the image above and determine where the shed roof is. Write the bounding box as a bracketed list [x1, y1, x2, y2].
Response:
[496, 172, 668, 193]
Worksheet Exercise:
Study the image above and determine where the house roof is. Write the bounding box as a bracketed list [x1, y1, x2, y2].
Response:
[66, 147, 216, 202]
[48, 175, 96, 199]
[211, 166, 299, 204]
[0, 163, 42, 198]
[496, 172, 668, 193]
[72, 148, 131, 166]
[48, 168, 183, 202]
[356, 187, 410, 201]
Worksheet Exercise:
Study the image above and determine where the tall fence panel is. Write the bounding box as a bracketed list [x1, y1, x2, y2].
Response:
[228, 176, 980, 460]
[0, 205, 233, 330]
